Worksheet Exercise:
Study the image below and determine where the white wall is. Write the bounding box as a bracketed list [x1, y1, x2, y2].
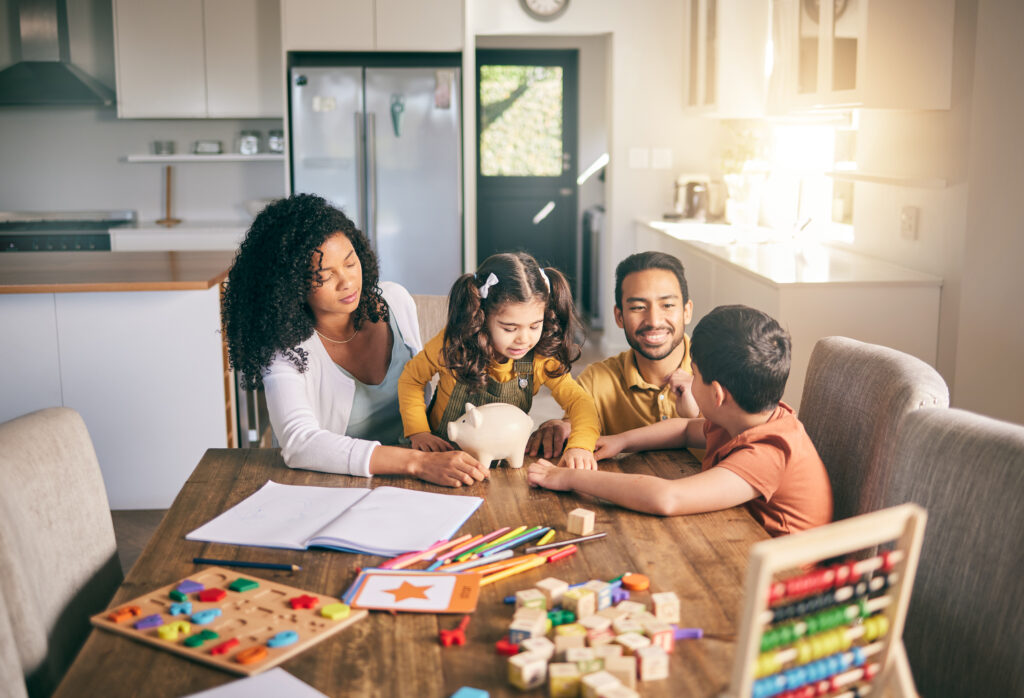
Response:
[952, 0, 1024, 424]
[469, 0, 719, 347]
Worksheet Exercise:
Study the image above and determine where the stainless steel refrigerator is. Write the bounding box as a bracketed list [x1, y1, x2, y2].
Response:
[289, 57, 463, 295]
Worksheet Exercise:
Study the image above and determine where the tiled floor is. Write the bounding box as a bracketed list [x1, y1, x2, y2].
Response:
[111, 328, 607, 575]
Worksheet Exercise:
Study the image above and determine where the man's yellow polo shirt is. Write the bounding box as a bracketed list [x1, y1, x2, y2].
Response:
[576, 335, 692, 436]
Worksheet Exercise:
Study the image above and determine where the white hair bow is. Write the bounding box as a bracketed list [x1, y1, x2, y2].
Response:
[478, 272, 499, 299]
[539, 268, 551, 291]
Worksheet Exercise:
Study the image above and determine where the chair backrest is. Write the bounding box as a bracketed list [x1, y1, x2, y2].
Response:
[0, 407, 123, 697]
[798, 336, 948, 520]
[412, 294, 449, 344]
[883, 408, 1024, 698]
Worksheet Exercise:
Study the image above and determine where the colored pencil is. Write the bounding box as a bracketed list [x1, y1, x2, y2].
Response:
[458, 553, 540, 577]
[457, 526, 527, 561]
[441, 549, 515, 573]
[192, 557, 300, 572]
[481, 527, 550, 557]
[480, 555, 547, 587]
[536, 529, 556, 546]
[546, 544, 578, 562]
[524, 531, 607, 553]
[387, 534, 473, 571]
[444, 527, 509, 561]
[379, 538, 450, 570]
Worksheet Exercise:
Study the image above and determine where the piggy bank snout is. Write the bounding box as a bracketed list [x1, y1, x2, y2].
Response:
[447, 422, 459, 441]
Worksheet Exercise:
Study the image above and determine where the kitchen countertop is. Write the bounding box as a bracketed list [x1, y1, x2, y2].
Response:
[640, 219, 943, 287]
[0, 250, 234, 293]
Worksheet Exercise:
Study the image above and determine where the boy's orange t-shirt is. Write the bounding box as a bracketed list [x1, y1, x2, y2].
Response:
[702, 402, 832, 536]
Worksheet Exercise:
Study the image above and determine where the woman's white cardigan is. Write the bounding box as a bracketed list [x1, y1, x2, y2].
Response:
[263, 282, 423, 477]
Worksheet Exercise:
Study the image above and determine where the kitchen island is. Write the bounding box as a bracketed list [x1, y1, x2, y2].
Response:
[636, 220, 943, 409]
[0, 251, 235, 508]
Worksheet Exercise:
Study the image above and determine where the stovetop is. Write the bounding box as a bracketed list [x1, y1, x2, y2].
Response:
[0, 210, 136, 251]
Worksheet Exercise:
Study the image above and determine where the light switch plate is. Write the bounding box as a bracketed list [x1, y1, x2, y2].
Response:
[628, 147, 650, 169]
[900, 205, 919, 240]
[651, 148, 673, 170]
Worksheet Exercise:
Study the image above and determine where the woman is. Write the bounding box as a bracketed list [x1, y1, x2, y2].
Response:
[222, 194, 487, 487]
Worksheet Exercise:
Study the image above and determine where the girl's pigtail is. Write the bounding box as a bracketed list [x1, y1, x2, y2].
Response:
[538, 266, 582, 375]
[441, 274, 490, 387]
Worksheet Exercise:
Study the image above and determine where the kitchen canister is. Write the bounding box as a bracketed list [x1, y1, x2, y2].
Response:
[237, 130, 261, 155]
[267, 129, 284, 153]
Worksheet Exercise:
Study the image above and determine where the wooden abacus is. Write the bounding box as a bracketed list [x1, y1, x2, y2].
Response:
[723, 504, 927, 698]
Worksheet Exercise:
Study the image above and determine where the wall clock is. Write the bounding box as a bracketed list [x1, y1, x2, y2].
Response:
[519, 0, 570, 22]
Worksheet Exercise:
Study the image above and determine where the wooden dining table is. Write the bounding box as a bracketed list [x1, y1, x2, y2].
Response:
[55, 447, 768, 697]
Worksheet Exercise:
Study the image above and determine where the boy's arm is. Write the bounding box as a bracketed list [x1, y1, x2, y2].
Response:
[594, 417, 707, 459]
[527, 460, 757, 516]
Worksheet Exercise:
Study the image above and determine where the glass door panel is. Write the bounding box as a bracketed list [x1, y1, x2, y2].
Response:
[831, 0, 858, 91]
[798, 0, 820, 94]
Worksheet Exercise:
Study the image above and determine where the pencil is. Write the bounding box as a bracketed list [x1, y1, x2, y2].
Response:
[192, 557, 300, 572]
[480, 555, 547, 587]
[524, 531, 607, 553]
[481, 526, 550, 557]
[536, 529, 556, 546]
[457, 526, 527, 561]
[441, 549, 515, 573]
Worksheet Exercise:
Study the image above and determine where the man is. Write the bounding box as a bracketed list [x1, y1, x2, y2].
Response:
[527, 251, 698, 458]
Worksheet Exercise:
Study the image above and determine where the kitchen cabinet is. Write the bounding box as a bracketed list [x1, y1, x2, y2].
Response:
[281, 0, 463, 51]
[113, 0, 283, 118]
[774, 0, 954, 110]
[636, 220, 942, 410]
[683, 0, 770, 118]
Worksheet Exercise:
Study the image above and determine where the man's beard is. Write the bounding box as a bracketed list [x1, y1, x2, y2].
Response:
[625, 325, 685, 361]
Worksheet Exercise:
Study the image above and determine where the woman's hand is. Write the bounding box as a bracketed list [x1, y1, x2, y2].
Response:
[593, 434, 627, 461]
[412, 450, 488, 487]
[410, 432, 454, 452]
[527, 459, 573, 491]
[558, 447, 598, 470]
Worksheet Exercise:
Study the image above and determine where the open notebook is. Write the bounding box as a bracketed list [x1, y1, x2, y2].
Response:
[185, 481, 483, 557]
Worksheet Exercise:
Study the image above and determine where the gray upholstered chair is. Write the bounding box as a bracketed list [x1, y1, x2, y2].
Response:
[884, 408, 1024, 698]
[798, 336, 949, 520]
[411, 293, 448, 343]
[0, 407, 123, 698]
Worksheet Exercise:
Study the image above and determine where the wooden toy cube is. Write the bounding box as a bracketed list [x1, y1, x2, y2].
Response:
[536, 577, 570, 606]
[581, 669, 622, 698]
[548, 662, 583, 698]
[603, 655, 638, 689]
[596, 685, 640, 698]
[650, 591, 680, 624]
[641, 620, 674, 653]
[597, 606, 629, 622]
[515, 606, 551, 634]
[554, 633, 586, 659]
[579, 614, 614, 646]
[509, 615, 547, 644]
[614, 600, 647, 616]
[520, 635, 555, 661]
[614, 632, 652, 655]
[567, 508, 595, 535]
[630, 610, 656, 624]
[635, 645, 669, 681]
[611, 617, 643, 635]
[593, 644, 623, 661]
[508, 651, 548, 690]
[562, 588, 597, 620]
[565, 646, 602, 674]
[516, 588, 547, 611]
[582, 580, 613, 610]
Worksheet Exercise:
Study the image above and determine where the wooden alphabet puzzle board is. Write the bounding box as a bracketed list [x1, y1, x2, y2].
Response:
[90, 567, 367, 676]
[724, 504, 926, 698]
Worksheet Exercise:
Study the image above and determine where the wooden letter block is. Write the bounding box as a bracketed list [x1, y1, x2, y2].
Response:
[650, 591, 680, 624]
[516, 588, 548, 611]
[635, 645, 669, 681]
[554, 633, 586, 659]
[567, 508, 595, 535]
[611, 617, 643, 636]
[642, 620, 675, 653]
[520, 635, 555, 661]
[597, 685, 640, 698]
[614, 600, 647, 616]
[548, 662, 583, 698]
[536, 577, 570, 606]
[603, 655, 638, 689]
[582, 580, 613, 610]
[562, 588, 597, 620]
[581, 669, 622, 698]
[565, 646, 602, 674]
[508, 651, 548, 690]
[580, 614, 614, 646]
[614, 632, 652, 655]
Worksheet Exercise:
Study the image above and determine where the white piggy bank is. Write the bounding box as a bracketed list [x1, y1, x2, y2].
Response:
[447, 402, 534, 469]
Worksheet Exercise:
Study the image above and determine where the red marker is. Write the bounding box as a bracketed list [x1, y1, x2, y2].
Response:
[546, 544, 578, 562]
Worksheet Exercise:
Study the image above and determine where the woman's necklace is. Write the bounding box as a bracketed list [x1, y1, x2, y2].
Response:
[314, 326, 360, 344]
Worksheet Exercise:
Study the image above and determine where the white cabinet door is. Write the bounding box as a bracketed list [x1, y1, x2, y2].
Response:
[113, 0, 207, 118]
[281, 0, 374, 51]
[376, 0, 462, 51]
[0, 294, 63, 424]
[205, 0, 284, 117]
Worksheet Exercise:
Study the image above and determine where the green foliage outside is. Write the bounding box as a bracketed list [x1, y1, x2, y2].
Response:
[480, 65, 563, 177]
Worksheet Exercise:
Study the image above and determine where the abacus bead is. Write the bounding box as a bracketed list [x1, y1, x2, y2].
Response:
[753, 678, 771, 698]
[833, 564, 849, 586]
[854, 581, 868, 598]
[806, 614, 819, 634]
[796, 639, 813, 664]
[881, 550, 895, 572]
[851, 645, 866, 667]
[864, 663, 879, 680]
[800, 686, 817, 698]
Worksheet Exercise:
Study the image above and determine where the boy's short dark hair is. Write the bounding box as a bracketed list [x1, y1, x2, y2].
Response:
[614, 251, 689, 308]
[690, 305, 791, 414]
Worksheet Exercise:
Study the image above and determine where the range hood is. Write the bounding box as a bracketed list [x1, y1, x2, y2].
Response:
[0, 0, 115, 106]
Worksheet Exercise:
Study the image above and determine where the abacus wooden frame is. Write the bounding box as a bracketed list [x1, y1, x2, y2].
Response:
[723, 503, 927, 698]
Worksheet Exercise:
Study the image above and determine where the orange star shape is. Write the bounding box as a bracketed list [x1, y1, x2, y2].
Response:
[383, 580, 432, 602]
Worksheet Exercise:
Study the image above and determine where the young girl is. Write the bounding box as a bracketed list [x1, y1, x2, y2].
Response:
[398, 252, 600, 470]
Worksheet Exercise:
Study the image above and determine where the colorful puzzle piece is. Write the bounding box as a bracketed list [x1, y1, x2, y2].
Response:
[209, 637, 239, 656]
[191, 608, 223, 625]
[134, 614, 163, 630]
[228, 578, 259, 592]
[235, 645, 268, 665]
[158, 621, 191, 641]
[198, 588, 227, 603]
[320, 602, 349, 620]
[267, 630, 299, 648]
[169, 601, 193, 616]
[183, 629, 219, 648]
[290, 594, 319, 610]
[107, 605, 142, 623]
[177, 580, 204, 594]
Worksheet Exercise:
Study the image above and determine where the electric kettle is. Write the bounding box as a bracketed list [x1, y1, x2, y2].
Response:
[674, 175, 709, 220]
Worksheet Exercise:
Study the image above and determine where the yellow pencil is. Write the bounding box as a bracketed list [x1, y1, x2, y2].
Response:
[457, 526, 527, 561]
[467, 552, 539, 576]
[480, 555, 547, 587]
[536, 529, 556, 546]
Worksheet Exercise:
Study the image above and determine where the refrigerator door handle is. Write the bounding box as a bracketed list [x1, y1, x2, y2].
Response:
[354, 112, 368, 235]
[366, 112, 378, 252]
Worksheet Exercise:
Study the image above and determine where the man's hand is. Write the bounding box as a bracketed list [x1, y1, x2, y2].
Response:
[558, 447, 598, 470]
[668, 368, 699, 418]
[526, 459, 573, 491]
[412, 451, 487, 487]
[593, 433, 628, 461]
[526, 419, 571, 459]
[409, 432, 454, 452]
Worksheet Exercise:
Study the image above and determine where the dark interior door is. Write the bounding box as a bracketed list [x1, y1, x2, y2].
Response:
[476, 50, 579, 281]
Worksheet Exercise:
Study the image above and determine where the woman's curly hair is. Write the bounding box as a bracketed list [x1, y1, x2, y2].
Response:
[221, 193, 386, 390]
[441, 252, 582, 389]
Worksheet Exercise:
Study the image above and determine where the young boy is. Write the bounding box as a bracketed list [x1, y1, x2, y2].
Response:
[527, 305, 832, 536]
